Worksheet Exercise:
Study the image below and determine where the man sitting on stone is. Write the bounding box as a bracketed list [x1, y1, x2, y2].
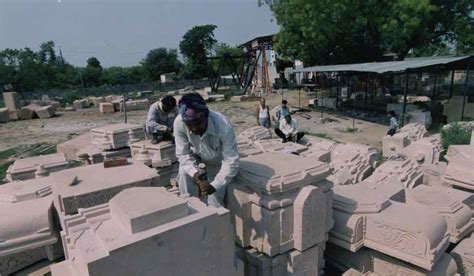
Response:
[275, 115, 305, 143]
[145, 95, 177, 144]
[174, 93, 239, 207]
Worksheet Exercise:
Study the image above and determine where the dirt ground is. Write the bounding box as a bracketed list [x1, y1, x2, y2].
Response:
[0, 90, 389, 152]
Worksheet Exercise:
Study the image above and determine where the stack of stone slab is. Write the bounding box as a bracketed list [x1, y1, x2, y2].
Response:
[442, 130, 474, 192]
[407, 110, 432, 129]
[50, 187, 241, 276]
[383, 123, 427, 158]
[90, 123, 145, 151]
[228, 152, 334, 275]
[119, 99, 150, 111]
[99, 102, 114, 113]
[130, 140, 178, 187]
[328, 143, 380, 185]
[5, 153, 69, 182]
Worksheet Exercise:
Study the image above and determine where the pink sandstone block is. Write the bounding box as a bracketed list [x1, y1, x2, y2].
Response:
[443, 142, 474, 191]
[72, 99, 89, 109]
[236, 243, 323, 276]
[329, 143, 380, 185]
[5, 153, 69, 182]
[0, 180, 59, 275]
[8, 109, 19, 120]
[400, 135, 442, 164]
[326, 244, 459, 276]
[450, 235, 474, 275]
[330, 181, 450, 270]
[3, 92, 21, 110]
[51, 188, 240, 276]
[19, 103, 41, 120]
[130, 140, 177, 164]
[90, 123, 145, 150]
[382, 132, 409, 157]
[238, 126, 272, 142]
[364, 159, 423, 189]
[36, 105, 55, 119]
[405, 185, 473, 243]
[99, 102, 114, 113]
[51, 163, 160, 216]
[237, 140, 263, 158]
[0, 107, 9, 123]
[56, 133, 93, 160]
[228, 152, 333, 257]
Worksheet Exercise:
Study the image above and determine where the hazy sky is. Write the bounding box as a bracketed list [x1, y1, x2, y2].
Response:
[0, 0, 278, 67]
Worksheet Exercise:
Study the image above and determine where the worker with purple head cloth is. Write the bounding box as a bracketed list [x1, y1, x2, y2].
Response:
[174, 93, 239, 207]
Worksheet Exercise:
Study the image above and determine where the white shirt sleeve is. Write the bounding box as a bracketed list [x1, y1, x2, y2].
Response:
[146, 103, 169, 133]
[174, 116, 198, 177]
[210, 124, 240, 190]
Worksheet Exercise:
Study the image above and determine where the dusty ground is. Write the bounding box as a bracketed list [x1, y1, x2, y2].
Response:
[0, 90, 388, 152]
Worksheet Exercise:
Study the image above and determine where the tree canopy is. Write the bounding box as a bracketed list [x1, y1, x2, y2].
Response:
[141, 48, 181, 81]
[263, 0, 474, 65]
[179, 24, 218, 79]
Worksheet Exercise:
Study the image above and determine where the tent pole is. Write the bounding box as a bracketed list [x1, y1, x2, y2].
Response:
[461, 61, 471, 121]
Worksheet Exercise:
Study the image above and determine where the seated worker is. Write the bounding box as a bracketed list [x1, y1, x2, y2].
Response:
[387, 110, 398, 136]
[145, 95, 177, 144]
[275, 100, 290, 122]
[174, 93, 239, 208]
[275, 115, 305, 143]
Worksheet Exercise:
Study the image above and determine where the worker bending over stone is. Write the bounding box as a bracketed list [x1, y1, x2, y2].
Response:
[174, 93, 239, 207]
[145, 95, 178, 144]
[275, 114, 305, 143]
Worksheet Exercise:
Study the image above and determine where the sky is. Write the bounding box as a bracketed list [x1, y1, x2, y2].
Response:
[0, 0, 278, 67]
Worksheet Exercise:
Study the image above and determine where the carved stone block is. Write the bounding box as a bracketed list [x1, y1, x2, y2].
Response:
[253, 139, 309, 155]
[236, 243, 323, 276]
[238, 126, 272, 142]
[130, 140, 177, 164]
[400, 135, 442, 165]
[382, 132, 409, 158]
[5, 153, 69, 182]
[51, 163, 160, 216]
[364, 159, 423, 189]
[450, 235, 474, 276]
[90, 123, 145, 150]
[50, 188, 240, 276]
[406, 185, 473, 243]
[19, 104, 41, 120]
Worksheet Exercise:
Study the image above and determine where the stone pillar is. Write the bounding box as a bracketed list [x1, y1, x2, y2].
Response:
[3, 92, 21, 110]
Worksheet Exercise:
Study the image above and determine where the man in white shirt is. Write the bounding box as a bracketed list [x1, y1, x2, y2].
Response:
[145, 96, 178, 144]
[174, 93, 239, 207]
[275, 115, 305, 143]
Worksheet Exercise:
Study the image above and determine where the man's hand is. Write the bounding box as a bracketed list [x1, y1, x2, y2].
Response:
[192, 172, 216, 195]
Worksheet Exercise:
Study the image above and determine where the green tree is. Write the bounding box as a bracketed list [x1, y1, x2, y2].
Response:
[179, 24, 217, 79]
[263, 0, 473, 65]
[83, 57, 103, 87]
[141, 48, 181, 81]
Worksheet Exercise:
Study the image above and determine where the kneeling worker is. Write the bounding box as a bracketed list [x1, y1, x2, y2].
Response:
[174, 93, 239, 207]
[145, 96, 177, 144]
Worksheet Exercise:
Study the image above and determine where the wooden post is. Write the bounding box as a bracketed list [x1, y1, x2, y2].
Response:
[401, 72, 409, 127]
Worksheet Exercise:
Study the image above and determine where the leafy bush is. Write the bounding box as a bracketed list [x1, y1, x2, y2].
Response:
[440, 122, 473, 149]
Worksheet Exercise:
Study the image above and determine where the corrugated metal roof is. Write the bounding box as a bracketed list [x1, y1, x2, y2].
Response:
[289, 56, 470, 74]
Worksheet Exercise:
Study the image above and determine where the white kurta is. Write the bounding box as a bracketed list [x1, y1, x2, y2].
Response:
[174, 111, 239, 207]
[279, 118, 298, 137]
